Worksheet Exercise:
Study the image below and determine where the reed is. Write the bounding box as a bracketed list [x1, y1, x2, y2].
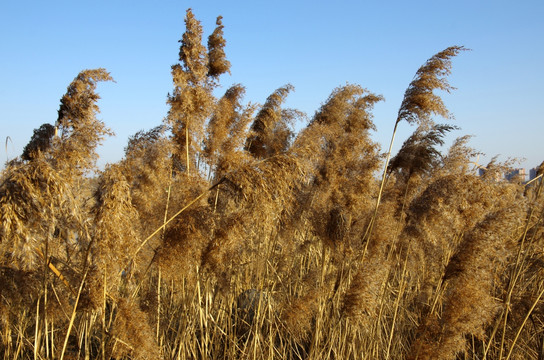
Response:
[1, 9, 542, 360]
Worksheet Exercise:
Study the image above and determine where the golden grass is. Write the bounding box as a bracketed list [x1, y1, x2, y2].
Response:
[1, 9, 543, 360]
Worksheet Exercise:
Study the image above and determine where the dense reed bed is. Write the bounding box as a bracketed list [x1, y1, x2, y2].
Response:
[1, 9, 543, 360]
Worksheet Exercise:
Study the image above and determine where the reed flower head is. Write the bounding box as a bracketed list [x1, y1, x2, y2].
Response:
[397, 46, 467, 127]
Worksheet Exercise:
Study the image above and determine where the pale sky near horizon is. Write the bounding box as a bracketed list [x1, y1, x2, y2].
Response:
[1, 1, 543, 171]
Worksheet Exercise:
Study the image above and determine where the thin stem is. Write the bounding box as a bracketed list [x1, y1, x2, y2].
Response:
[386, 255, 408, 360]
[34, 297, 40, 360]
[505, 285, 544, 360]
[362, 120, 400, 256]
[157, 168, 172, 343]
[59, 269, 88, 360]
[186, 125, 190, 175]
[101, 267, 107, 360]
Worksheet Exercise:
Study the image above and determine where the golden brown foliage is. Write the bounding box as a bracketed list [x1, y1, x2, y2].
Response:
[397, 46, 467, 127]
[54, 68, 114, 174]
[207, 16, 231, 79]
[245, 84, 300, 159]
[21, 123, 56, 161]
[1, 11, 542, 360]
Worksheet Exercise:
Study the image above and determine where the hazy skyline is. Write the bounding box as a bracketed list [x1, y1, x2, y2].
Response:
[1, 0, 542, 170]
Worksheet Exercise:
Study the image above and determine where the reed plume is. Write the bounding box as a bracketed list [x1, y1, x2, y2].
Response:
[389, 123, 457, 180]
[167, 9, 215, 173]
[397, 46, 467, 127]
[202, 84, 256, 177]
[372, 46, 466, 244]
[293, 84, 382, 249]
[2, 9, 542, 359]
[21, 124, 56, 161]
[0, 156, 69, 270]
[122, 125, 174, 233]
[245, 84, 300, 159]
[111, 299, 161, 359]
[409, 205, 527, 360]
[207, 15, 231, 79]
[54, 69, 114, 174]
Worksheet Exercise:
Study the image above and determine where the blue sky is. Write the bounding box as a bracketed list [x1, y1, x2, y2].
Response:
[1, 0, 542, 170]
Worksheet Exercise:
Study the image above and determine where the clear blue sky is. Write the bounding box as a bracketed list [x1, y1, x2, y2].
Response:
[1, 0, 542, 170]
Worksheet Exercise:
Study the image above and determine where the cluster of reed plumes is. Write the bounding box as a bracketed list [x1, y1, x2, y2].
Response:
[1, 9, 543, 360]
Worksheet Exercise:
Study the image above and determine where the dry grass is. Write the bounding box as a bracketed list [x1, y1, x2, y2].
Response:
[1, 9, 543, 360]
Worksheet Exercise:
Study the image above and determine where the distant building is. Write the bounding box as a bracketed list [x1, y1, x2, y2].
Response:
[529, 167, 538, 180]
[505, 168, 527, 182]
[479, 167, 529, 182]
